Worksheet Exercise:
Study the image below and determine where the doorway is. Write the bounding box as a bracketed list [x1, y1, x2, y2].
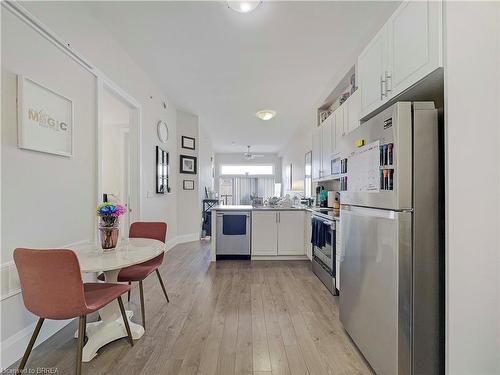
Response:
[98, 79, 141, 238]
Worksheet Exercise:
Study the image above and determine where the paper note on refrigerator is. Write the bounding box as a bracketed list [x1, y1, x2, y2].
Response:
[347, 140, 380, 192]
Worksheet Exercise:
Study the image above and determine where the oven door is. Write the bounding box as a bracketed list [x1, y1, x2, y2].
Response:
[312, 219, 336, 274]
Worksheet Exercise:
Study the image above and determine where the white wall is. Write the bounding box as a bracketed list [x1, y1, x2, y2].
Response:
[198, 123, 214, 200]
[102, 123, 128, 200]
[19, 2, 181, 243]
[176, 110, 201, 239]
[1, 8, 97, 357]
[0, 3, 182, 369]
[279, 125, 312, 195]
[444, 2, 500, 374]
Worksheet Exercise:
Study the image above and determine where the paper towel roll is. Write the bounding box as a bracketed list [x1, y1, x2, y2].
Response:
[327, 191, 335, 208]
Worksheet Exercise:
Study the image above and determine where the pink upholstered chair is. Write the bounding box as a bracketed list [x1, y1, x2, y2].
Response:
[98, 222, 168, 329]
[14, 248, 133, 375]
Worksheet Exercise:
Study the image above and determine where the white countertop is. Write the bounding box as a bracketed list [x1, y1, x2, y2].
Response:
[211, 205, 253, 211]
[210, 205, 341, 220]
[211, 205, 308, 211]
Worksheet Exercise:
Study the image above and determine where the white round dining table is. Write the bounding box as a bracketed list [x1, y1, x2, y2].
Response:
[73, 238, 165, 362]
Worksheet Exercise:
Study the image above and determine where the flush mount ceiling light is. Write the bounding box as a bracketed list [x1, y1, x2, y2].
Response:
[256, 110, 276, 121]
[227, 1, 262, 13]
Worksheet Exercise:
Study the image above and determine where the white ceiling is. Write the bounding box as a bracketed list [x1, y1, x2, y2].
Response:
[86, 1, 399, 152]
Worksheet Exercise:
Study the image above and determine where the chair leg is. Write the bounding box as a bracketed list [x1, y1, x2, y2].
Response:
[76, 315, 86, 375]
[139, 280, 145, 330]
[117, 296, 134, 347]
[127, 281, 131, 302]
[155, 269, 170, 303]
[18, 317, 44, 371]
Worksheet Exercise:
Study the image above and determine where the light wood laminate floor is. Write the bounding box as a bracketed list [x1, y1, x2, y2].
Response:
[10, 240, 373, 375]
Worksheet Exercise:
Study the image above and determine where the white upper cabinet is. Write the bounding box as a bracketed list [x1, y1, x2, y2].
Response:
[333, 106, 345, 153]
[386, 0, 442, 98]
[312, 125, 321, 180]
[346, 89, 361, 134]
[358, 26, 388, 116]
[321, 113, 333, 177]
[358, 0, 443, 118]
[277, 211, 305, 256]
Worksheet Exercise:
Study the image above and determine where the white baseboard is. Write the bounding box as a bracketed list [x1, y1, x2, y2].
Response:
[251, 255, 309, 261]
[165, 233, 200, 250]
[0, 317, 73, 370]
[176, 233, 200, 244]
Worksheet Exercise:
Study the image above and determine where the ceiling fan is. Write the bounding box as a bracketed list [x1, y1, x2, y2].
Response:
[243, 145, 264, 160]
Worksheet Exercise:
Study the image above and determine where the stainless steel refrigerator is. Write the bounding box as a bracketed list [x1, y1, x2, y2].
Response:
[338, 102, 442, 375]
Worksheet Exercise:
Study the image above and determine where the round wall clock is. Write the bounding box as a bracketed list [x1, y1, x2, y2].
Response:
[157, 120, 169, 143]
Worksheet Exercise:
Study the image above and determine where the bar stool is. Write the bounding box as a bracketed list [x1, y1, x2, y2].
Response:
[14, 248, 133, 375]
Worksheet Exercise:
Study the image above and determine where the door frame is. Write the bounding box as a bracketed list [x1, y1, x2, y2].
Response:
[96, 76, 142, 228]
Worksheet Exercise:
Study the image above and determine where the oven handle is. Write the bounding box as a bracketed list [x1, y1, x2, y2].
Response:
[322, 220, 336, 230]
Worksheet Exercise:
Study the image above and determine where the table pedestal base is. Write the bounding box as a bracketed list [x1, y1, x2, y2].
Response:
[75, 310, 144, 362]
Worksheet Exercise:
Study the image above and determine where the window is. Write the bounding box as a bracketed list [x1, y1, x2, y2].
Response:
[219, 176, 275, 205]
[220, 164, 273, 176]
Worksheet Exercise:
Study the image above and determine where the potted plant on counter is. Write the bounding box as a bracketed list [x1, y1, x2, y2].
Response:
[96, 202, 125, 250]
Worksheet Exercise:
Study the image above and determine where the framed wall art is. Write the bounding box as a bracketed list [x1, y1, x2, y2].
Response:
[183, 180, 195, 190]
[17, 75, 74, 157]
[180, 154, 197, 174]
[156, 146, 170, 194]
[181, 136, 195, 150]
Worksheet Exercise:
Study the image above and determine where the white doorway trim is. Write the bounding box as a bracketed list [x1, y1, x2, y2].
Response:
[96, 76, 142, 229]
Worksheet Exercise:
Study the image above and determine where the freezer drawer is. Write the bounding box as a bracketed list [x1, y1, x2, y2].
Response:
[340, 205, 412, 375]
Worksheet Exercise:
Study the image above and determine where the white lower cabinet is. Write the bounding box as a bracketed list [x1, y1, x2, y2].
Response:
[277, 211, 305, 255]
[251, 211, 278, 256]
[252, 210, 305, 257]
[304, 211, 312, 260]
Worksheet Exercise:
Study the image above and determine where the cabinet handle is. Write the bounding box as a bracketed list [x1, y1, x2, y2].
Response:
[380, 75, 387, 100]
[385, 71, 392, 93]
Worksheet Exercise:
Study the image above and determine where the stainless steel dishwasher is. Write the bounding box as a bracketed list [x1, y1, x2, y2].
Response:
[216, 211, 251, 259]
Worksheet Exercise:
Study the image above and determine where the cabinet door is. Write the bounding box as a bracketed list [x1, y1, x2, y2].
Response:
[312, 125, 321, 180]
[277, 211, 305, 255]
[252, 211, 278, 256]
[358, 26, 387, 117]
[346, 90, 361, 134]
[321, 114, 332, 177]
[334, 107, 344, 152]
[331, 110, 337, 156]
[386, 0, 442, 98]
[304, 211, 312, 260]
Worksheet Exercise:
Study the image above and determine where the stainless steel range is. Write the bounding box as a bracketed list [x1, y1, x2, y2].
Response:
[311, 213, 337, 295]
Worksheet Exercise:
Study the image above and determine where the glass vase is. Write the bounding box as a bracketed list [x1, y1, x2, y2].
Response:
[99, 218, 119, 250]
